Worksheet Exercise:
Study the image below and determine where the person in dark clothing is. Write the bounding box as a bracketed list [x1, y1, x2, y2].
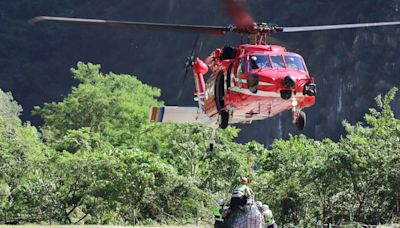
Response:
[229, 177, 253, 211]
[214, 199, 226, 228]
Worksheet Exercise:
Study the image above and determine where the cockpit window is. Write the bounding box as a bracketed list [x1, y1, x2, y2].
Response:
[284, 56, 306, 71]
[237, 57, 245, 76]
[270, 55, 285, 68]
[248, 55, 271, 70]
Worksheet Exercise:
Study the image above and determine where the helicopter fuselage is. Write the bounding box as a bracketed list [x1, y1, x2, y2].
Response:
[192, 44, 316, 127]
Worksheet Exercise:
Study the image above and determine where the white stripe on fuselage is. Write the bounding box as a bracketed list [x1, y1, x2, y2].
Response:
[229, 86, 305, 97]
[235, 78, 275, 86]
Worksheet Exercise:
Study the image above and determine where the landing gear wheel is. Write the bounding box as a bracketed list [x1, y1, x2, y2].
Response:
[219, 110, 229, 129]
[294, 111, 306, 131]
[215, 72, 225, 111]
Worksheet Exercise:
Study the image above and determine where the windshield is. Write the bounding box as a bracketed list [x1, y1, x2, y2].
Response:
[284, 55, 306, 71]
[248, 55, 271, 70]
[270, 55, 285, 68]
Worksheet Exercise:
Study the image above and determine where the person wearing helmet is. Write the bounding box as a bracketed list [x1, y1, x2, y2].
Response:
[256, 201, 263, 211]
[229, 177, 253, 211]
[262, 204, 277, 228]
[214, 199, 226, 228]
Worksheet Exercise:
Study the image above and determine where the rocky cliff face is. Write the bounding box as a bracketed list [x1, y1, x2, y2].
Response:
[1, 0, 399, 145]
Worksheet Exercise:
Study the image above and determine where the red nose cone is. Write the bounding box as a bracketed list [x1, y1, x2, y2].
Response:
[193, 58, 208, 75]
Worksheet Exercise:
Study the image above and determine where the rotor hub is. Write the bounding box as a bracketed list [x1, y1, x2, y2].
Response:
[230, 22, 283, 34]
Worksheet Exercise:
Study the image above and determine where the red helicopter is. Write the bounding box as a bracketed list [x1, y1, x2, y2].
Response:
[30, 0, 400, 147]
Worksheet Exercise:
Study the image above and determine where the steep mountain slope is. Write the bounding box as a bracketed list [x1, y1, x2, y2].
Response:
[1, 0, 399, 144]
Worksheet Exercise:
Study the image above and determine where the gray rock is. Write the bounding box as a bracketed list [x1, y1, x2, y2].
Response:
[225, 204, 264, 228]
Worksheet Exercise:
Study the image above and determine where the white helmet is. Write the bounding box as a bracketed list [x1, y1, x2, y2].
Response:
[218, 199, 225, 206]
[256, 201, 263, 209]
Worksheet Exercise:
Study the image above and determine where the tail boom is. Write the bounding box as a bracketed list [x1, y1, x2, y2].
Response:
[149, 106, 211, 124]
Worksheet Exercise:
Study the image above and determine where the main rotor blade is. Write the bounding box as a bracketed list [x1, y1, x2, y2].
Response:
[283, 21, 400, 33]
[220, 0, 254, 30]
[29, 16, 230, 35]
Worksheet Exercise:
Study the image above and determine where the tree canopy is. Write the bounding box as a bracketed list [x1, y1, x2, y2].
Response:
[1, 63, 399, 226]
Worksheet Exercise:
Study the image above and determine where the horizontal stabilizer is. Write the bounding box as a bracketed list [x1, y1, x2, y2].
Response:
[149, 106, 202, 123]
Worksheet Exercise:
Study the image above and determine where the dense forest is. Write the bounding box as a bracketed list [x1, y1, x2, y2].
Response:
[1, 0, 400, 144]
[1, 0, 400, 226]
[0, 63, 399, 226]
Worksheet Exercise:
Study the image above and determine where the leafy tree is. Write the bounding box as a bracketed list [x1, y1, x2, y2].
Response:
[135, 123, 252, 196]
[34, 62, 162, 149]
[0, 90, 22, 119]
[253, 134, 320, 225]
[35, 149, 122, 224]
[334, 87, 400, 223]
[30, 63, 217, 224]
[0, 90, 48, 223]
[3, 58, 399, 226]
[253, 87, 400, 226]
[110, 148, 209, 224]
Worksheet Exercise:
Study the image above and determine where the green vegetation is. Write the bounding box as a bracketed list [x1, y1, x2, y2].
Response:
[0, 63, 399, 226]
[2, 0, 400, 144]
[253, 88, 400, 225]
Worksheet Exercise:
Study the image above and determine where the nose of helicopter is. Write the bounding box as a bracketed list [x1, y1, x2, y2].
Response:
[246, 69, 315, 99]
[253, 69, 307, 86]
